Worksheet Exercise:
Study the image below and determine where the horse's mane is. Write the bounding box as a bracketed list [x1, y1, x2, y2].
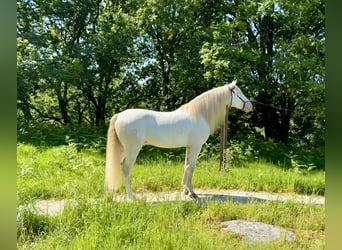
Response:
[178, 85, 231, 134]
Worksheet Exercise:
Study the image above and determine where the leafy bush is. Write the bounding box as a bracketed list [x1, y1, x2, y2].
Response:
[17, 121, 107, 152]
[226, 136, 325, 170]
[18, 122, 324, 171]
[224, 140, 258, 168]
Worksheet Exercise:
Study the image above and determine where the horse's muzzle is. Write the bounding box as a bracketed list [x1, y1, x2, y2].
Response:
[244, 102, 253, 113]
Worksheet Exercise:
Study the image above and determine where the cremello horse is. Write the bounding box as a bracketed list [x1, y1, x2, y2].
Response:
[105, 80, 253, 199]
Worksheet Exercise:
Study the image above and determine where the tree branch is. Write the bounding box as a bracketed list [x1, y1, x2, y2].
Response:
[25, 102, 64, 124]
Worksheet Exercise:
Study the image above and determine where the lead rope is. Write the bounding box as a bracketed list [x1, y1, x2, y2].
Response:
[219, 105, 229, 171]
[220, 88, 233, 171]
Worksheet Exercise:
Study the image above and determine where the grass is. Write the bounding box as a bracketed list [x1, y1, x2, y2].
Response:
[17, 143, 325, 249]
[17, 143, 325, 202]
[18, 199, 324, 249]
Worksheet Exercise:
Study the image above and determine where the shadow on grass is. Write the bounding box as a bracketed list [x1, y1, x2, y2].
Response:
[195, 194, 266, 205]
[193, 192, 324, 206]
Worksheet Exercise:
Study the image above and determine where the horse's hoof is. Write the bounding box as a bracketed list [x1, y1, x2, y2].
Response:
[183, 190, 189, 195]
[189, 193, 198, 199]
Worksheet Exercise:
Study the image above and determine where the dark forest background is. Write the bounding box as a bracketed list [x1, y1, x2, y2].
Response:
[17, 0, 325, 168]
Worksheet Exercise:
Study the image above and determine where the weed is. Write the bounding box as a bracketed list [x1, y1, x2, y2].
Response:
[286, 152, 318, 173]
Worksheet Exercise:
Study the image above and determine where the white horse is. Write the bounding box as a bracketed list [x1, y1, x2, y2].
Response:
[105, 80, 253, 199]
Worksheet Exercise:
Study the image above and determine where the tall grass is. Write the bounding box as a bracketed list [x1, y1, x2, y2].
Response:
[17, 143, 325, 203]
[18, 198, 324, 250]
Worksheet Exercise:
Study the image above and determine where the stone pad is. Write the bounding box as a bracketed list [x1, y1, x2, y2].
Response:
[220, 220, 296, 243]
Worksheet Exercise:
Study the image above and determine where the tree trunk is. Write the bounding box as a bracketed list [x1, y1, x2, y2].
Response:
[256, 12, 295, 143]
[258, 91, 294, 143]
[95, 98, 106, 127]
[58, 97, 71, 124]
[278, 95, 295, 143]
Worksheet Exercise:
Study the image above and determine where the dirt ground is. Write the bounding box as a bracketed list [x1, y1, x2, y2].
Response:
[32, 189, 324, 216]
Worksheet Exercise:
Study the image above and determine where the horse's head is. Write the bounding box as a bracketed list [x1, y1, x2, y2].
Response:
[228, 80, 253, 113]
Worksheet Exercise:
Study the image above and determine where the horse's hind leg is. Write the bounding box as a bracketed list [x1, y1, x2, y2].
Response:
[122, 146, 141, 199]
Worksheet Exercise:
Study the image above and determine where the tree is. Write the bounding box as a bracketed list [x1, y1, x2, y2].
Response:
[17, 0, 137, 126]
[80, 1, 137, 126]
[200, 0, 325, 143]
[17, 0, 101, 124]
[17, 0, 325, 148]
[135, 0, 230, 110]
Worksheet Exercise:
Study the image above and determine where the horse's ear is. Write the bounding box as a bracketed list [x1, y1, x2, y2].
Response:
[228, 80, 237, 88]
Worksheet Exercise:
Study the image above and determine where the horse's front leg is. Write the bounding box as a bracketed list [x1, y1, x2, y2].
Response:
[182, 167, 198, 199]
[182, 145, 202, 199]
[182, 147, 190, 195]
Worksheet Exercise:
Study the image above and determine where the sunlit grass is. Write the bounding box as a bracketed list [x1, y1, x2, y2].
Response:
[17, 144, 325, 249]
[17, 144, 324, 202]
[18, 198, 324, 250]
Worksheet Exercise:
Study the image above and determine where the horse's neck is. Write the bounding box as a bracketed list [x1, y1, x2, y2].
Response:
[179, 86, 229, 134]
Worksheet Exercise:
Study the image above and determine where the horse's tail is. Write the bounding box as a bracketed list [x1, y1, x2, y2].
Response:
[105, 114, 123, 193]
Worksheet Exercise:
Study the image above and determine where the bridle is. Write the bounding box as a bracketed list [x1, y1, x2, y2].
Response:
[228, 85, 250, 110]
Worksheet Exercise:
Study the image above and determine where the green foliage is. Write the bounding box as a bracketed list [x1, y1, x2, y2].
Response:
[17, 121, 107, 150]
[17, 0, 325, 149]
[17, 3, 326, 246]
[217, 135, 324, 171]
[225, 140, 257, 167]
[199, 0, 324, 144]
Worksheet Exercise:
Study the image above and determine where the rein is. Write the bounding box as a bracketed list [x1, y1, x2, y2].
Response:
[251, 100, 295, 113]
[229, 86, 294, 113]
[220, 85, 251, 170]
[220, 86, 233, 171]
